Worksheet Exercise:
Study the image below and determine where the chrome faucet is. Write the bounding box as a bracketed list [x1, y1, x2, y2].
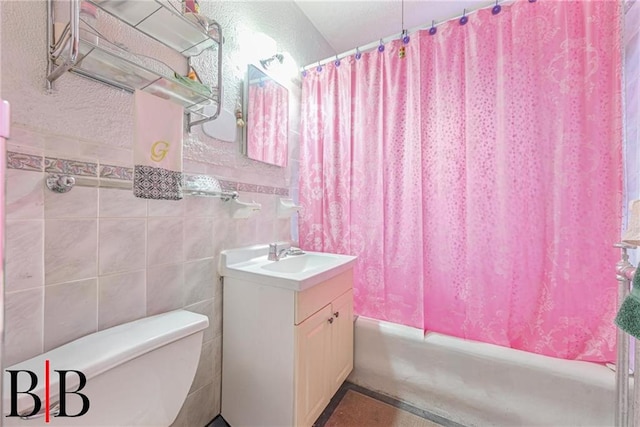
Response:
[268, 243, 289, 261]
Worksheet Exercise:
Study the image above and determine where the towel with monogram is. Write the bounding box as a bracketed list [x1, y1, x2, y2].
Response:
[133, 90, 183, 200]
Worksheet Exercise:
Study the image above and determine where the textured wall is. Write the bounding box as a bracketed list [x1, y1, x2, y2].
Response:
[1, 0, 332, 425]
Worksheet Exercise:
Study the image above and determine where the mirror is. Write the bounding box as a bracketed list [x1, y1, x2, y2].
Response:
[243, 64, 289, 167]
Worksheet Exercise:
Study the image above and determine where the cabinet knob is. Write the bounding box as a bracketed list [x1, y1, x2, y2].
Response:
[333, 311, 340, 318]
[327, 317, 334, 324]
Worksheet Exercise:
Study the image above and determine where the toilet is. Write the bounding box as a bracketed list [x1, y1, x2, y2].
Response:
[3, 309, 209, 426]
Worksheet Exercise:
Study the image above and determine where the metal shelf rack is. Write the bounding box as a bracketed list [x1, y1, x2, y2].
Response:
[46, 0, 223, 130]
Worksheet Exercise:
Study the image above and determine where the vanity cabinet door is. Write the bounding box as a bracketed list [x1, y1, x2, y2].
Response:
[295, 304, 333, 427]
[328, 289, 354, 396]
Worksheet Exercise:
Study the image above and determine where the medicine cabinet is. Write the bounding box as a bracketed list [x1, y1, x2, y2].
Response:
[46, 0, 222, 130]
[242, 64, 289, 167]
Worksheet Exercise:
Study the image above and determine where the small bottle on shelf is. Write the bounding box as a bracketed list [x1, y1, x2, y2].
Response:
[183, 0, 200, 14]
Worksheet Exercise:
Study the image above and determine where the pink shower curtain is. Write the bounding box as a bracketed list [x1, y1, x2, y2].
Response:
[299, 0, 622, 362]
[247, 80, 288, 167]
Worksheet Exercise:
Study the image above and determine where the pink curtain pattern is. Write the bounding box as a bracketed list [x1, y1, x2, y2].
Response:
[299, 0, 622, 362]
[247, 80, 289, 167]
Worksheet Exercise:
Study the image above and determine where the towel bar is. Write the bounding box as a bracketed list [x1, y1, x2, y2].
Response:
[45, 173, 239, 201]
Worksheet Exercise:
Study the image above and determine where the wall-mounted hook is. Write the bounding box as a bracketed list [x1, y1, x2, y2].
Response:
[277, 198, 302, 218]
[46, 174, 76, 193]
[230, 198, 261, 219]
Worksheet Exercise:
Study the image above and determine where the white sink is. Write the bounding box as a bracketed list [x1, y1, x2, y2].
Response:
[219, 245, 357, 291]
[260, 253, 337, 274]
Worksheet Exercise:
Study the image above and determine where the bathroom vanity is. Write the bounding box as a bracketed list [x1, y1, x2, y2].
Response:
[219, 245, 356, 427]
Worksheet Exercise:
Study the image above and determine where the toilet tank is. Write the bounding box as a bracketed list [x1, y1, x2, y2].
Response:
[3, 310, 209, 426]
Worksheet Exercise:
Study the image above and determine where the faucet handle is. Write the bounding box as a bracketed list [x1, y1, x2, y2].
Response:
[269, 241, 291, 250]
[268, 242, 290, 261]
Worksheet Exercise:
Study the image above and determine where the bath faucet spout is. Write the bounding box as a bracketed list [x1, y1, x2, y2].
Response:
[268, 243, 289, 261]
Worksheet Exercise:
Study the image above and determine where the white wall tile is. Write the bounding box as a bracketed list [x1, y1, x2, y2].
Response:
[45, 186, 97, 218]
[98, 270, 146, 330]
[185, 382, 217, 427]
[212, 216, 233, 255]
[212, 293, 222, 340]
[44, 278, 98, 351]
[189, 340, 214, 394]
[99, 188, 147, 218]
[234, 217, 259, 247]
[6, 169, 43, 219]
[99, 218, 146, 274]
[211, 197, 232, 220]
[9, 125, 46, 150]
[184, 258, 215, 306]
[148, 199, 184, 217]
[5, 288, 43, 366]
[185, 195, 216, 217]
[43, 134, 85, 160]
[78, 144, 131, 166]
[147, 217, 184, 266]
[172, 380, 219, 426]
[212, 334, 222, 413]
[184, 217, 214, 261]
[44, 219, 98, 285]
[146, 263, 184, 316]
[275, 218, 292, 242]
[6, 220, 44, 292]
[213, 270, 223, 306]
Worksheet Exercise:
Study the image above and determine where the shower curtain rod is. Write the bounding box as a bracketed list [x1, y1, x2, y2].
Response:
[302, 0, 516, 71]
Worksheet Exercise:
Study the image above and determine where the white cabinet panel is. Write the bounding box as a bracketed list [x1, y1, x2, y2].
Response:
[328, 289, 354, 394]
[295, 304, 332, 427]
[221, 269, 354, 427]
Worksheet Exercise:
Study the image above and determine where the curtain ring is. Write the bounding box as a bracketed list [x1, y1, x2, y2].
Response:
[429, 20, 437, 36]
[378, 39, 385, 52]
[316, 61, 322, 72]
[355, 47, 362, 60]
[402, 29, 410, 44]
[334, 55, 341, 67]
[492, 0, 502, 15]
[459, 9, 468, 25]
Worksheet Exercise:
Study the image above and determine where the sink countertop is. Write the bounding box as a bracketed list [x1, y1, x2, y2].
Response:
[219, 245, 357, 291]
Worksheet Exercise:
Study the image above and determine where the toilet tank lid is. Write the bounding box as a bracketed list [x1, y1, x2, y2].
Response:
[3, 310, 208, 415]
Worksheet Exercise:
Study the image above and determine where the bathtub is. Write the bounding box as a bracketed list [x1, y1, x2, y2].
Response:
[348, 316, 618, 426]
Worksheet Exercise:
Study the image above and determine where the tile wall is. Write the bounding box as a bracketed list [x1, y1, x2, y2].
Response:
[1, 0, 333, 424]
[6, 138, 291, 425]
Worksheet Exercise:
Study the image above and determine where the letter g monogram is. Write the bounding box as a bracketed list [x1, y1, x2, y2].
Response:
[150, 141, 170, 162]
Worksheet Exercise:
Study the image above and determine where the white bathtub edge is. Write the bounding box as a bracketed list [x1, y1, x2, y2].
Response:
[349, 316, 616, 427]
